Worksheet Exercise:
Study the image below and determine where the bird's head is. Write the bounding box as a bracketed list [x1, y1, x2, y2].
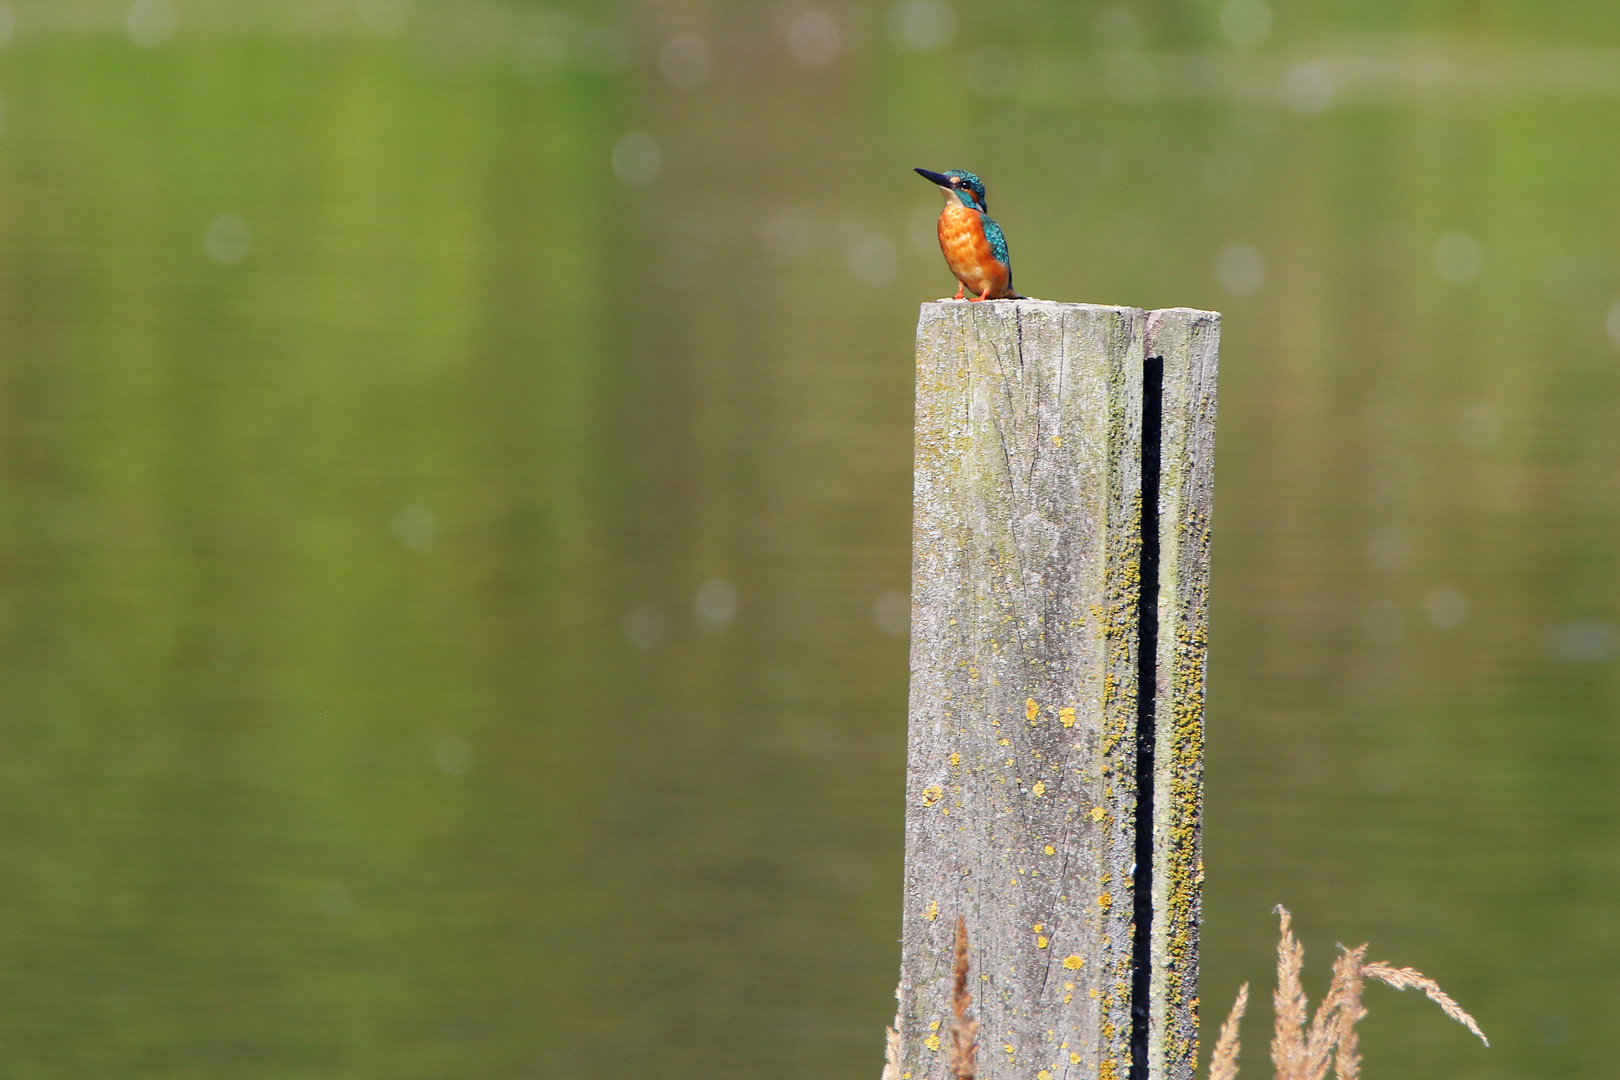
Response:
[915, 168, 988, 212]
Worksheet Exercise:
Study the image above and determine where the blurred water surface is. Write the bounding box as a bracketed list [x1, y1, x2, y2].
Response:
[0, 0, 1618, 1077]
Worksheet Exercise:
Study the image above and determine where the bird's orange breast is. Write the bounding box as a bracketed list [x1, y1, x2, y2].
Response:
[936, 204, 1010, 299]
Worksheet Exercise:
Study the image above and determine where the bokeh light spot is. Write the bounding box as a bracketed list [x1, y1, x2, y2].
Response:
[203, 213, 252, 265]
[788, 10, 842, 67]
[623, 606, 666, 651]
[695, 578, 739, 627]
[356, 0, 409, 35]
[1604, 298, 1620, 348]
[659, 34, 711, 88]
[524, 11, 577, 70]
[888, 0, 956, 51]
[126, 0, 176, 48]
[848, 234, 898, 287]
[1456, 402, 1500, 450]
[1219, 0, 1272, 48]
[1104, 52, 1157, 102]
[1548, 621, 1616, 663]
[573, 26, 628, 76]
[1091, 8, 1142, 50]
[1433, 231, 1482, 281]
[966, 45, 1018, 96]
[392, 504, 439, 551]
[1365, 523, 1409, 573]
[1424, 586, 1469, 629]
[317, 882, 352, 917]
[763, 209, 815, 264]
[873, 590, 910, 637]
[1281, 62, 1333, 114]
[1214, 242, 1265, 295]
[612, 131, 662, 187]
[435, 735, 473, 775]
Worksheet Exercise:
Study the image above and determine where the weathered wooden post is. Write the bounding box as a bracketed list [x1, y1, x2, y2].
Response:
[899, 301, 1219, 1080]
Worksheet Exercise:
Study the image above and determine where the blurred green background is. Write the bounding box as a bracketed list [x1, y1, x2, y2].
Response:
[0, 0, 1614, 1076]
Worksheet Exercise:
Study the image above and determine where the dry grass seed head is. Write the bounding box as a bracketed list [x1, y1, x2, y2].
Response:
[1208, 982, 1248, 1080]
[880, 982, 902, 1080]
[1359, 962, 1489, 1047]
[1271, 906, 1310, 1080]
[881, 1021, 901, 1080]
[1331, 948, 1368, 1080]
[1199, 910, 1486, 1080]
[1301, 943, 1367, 1080]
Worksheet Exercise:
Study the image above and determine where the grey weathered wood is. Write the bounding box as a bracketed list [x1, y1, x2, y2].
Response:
[1145, 309, 1221, 1080]
[899, 300, 1219, 1080]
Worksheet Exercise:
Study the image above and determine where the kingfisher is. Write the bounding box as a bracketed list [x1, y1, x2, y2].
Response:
[914, 167, 1022, 301]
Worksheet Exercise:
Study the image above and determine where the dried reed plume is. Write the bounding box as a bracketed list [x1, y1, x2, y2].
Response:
[949, 915, 979, 1080]
[1208, 982, 1248, 1080]
[882, 981, 901, 1080]
[1206, 906, 1487, 1080]
[1359, 963, 1490, 1048]
[1270, 907, 1308, 1080]
[1330, 948, 1367, 1080]
[881, 1020, 900, 1080]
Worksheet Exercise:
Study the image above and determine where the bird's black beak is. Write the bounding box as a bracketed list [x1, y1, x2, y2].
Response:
[914, 168, 952, 187]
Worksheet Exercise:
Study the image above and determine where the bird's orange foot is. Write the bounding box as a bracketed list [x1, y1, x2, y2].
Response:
[953, 283, 966, 300]
[969, 288, 993, 302]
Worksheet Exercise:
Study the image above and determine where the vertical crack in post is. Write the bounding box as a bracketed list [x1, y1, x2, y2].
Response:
[1129, 355, 1165, 1080]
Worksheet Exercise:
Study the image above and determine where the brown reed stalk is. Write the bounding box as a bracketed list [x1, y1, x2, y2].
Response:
[1271, 906, 1309, 1080]
[1331, 948, 1367, 1080]
[1359, 962, 1489, 1047]
[949, 915, 979, 1080]
[1208, 982, 1248, 1080]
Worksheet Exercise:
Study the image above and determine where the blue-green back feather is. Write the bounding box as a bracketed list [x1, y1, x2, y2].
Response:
[982, 214, 1011, 267]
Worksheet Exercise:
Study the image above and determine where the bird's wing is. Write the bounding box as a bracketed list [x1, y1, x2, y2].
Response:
[981, 214, 1011, 267]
